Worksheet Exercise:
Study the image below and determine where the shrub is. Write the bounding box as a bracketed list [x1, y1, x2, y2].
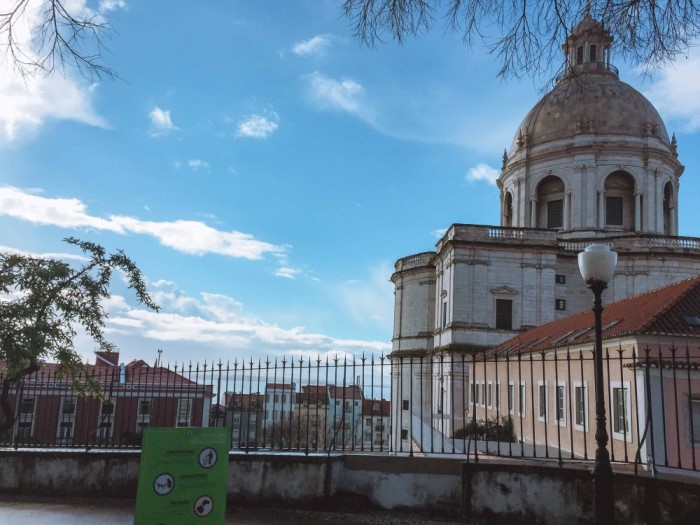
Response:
[453, 416, 516, 442]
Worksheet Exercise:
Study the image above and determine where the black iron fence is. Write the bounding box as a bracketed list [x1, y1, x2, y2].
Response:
[1, 346, 699, 477]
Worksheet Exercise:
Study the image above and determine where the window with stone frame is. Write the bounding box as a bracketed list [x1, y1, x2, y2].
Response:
[547, 199, 564, 229]
[606, 196, 624, 226]
[495, 299, 513, 330]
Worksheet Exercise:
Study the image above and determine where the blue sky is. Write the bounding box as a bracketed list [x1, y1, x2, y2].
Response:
[1, 0, 699, 367]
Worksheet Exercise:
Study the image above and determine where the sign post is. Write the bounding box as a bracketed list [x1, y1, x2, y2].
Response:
[134, 427, 229, 524]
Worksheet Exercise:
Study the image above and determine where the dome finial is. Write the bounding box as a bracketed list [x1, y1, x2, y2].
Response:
[671, 133, 678, 156]
[502, 149, 508, 170]
[585, 1, 592, 17]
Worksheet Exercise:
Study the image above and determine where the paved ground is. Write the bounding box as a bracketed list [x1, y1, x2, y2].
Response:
[0, 498, 469, 524]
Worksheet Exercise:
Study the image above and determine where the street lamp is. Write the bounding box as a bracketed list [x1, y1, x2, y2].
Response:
[578, 243, 618, 525]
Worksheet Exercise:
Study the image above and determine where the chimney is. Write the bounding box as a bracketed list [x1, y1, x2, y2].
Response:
[94, 351, 119, 368]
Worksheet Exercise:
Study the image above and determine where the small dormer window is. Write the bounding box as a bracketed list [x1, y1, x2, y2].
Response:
[589, 44, 597, 62]
[576, 46, 584, 64]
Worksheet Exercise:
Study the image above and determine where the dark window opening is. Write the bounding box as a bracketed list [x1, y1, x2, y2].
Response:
[441, 301, 447, 329]
[555, 274, 566, 285]
[401, 429, 408, 440]
[589, 44, 597, 62]
[547, 199, 563, 229]
[606, 196, 624, 226]
[555, 299, 566, 311]
[402, 399, 409, 411]
[496, 299, 513, 330]
[576, 46, 584, 64]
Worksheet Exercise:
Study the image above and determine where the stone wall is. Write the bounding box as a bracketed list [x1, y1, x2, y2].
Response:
[1, 451, 699, 523]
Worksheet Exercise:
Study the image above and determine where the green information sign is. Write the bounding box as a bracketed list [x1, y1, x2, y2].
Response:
[134, 427, 229, 525]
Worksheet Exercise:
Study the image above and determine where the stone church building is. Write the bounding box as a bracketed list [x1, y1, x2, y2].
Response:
[390, 12, 700, 450]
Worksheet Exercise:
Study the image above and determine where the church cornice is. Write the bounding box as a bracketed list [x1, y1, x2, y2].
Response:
[502, 143, 683, 179]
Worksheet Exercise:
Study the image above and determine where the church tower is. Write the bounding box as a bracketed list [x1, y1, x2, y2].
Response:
[390, 11, 700, 452]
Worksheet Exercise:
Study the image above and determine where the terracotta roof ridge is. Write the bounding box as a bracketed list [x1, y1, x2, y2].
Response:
[635, 275, 700, 333]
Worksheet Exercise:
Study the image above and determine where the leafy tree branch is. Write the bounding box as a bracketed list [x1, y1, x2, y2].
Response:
[0, 237, 158, 432]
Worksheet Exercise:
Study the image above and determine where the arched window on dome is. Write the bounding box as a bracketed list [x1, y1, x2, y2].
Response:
[536, 176, 565, 230]
[663, 182, 674, 236]
[503, 191, 513, 227]
[603, 171, 635, 231]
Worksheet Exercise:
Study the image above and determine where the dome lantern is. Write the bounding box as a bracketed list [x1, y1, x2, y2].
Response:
[560, 5, 616, 82]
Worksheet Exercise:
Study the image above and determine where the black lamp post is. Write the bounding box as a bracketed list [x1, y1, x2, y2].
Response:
[578, 243, 618, 525]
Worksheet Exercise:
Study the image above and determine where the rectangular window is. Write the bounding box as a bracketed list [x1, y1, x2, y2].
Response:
[690, 398, 700, 444]
[606, 196, 624, 226]
[555, 299, 566, 311]
[519, 383, 526, 416]
[177, 398, 193, 427]
[547, 199, 563, 229]
[589, 44, 597, 62]
[16, 422, 32, 439]
[470, 383, 476, 406]
[61, 397, 76, 415]
[555, 274, 566, 285]
[97, 421, 113, 439]
[274, 394, 279, 403]
[138, 399, 152, 416]
[576, 45, 584, 64]
[556, 383, 566, 425]
[611, 382, 631, 441]
[538, 383, 548, 421]
[508, 383, 514, 414]
[19, 397, 35, 415]
[442, 301, 447, 328]
[401, 429, 408, 440]
[495, 384, 501, 410]
[574, 383, 588, 430]
[101, 401, 114, 415]
[487, 383, 493, 408]
[402, 399, 409, 411]
[58, 421, 73, 440]
[496, 299, 513, 330]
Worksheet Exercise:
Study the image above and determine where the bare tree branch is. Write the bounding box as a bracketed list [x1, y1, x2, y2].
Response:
[0, 0, 117, 80]
[341, 0, 700, 82]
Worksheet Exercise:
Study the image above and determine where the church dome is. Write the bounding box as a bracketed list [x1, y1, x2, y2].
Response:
[509, 73, 671, 154]
[507, 7, 672, 157]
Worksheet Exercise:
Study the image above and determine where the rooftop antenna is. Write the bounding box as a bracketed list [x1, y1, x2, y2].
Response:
[157, 348, 163, 367]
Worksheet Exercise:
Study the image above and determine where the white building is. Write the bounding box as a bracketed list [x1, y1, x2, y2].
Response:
[390, 11, 700, 451]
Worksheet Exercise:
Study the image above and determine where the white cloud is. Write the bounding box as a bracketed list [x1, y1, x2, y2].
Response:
[432, 228, 447, 239]
[0, 186, 285, 260]
[187, 159, 209, 171]
[275, 267, 302, 279]
[236, 112, 279, 139]
[292, 35, 331, 57]
[466, 163, 500, 186]
[148, 106, 177, 136]
[305, 71, 368, 116]
[102, 282, 390, 362]
[0, 0, 111, 143]
[645, 52, 700, 132]
[0, 69, 107, 144]
[99, 0, 127, 12]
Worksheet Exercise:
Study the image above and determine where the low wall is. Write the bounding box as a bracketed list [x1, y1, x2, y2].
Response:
[462, 460, 700, 524]
[1, 450, 700, 523]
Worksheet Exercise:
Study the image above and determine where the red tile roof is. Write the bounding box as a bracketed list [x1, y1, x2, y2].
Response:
[226, 392, 264, 409]
[328, 385, 364, 399]
[493, 275, 700, 355]
[362, 399, 390, 416]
